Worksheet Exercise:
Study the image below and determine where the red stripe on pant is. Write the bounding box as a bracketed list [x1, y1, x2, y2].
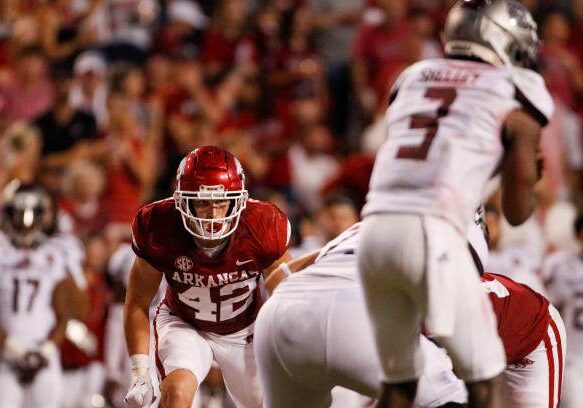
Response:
[550, 318, 564, 406]
[542, 329, 555, 408]
[154, 302, 166, 380]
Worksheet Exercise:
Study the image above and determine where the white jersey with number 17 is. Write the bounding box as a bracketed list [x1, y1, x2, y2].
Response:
[363, 58, 553, 233]
[0, 232, 85, 349]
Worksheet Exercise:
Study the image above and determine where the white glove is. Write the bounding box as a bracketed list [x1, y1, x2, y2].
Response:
[38, 340, 58, 361]
[125, 376, 154, 408]
[2, 336, 25, 364]
[124, 354, 154, 408]
[65, 320, 98, 357]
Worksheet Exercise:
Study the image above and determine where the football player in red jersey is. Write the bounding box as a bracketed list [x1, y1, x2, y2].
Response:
[124, 146, 292, 408]
[468, 217, 566, 408]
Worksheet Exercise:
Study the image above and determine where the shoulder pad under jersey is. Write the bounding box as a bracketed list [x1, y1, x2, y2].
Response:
[512, 67, 554, 127]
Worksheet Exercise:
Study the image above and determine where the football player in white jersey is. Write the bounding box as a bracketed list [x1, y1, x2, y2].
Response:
[357, 1, 554, 406]
[484, 202, 547, 294]
[0, 181, 87, 408]
[543, 214, 583, 408]
[255, 222, 468, 408]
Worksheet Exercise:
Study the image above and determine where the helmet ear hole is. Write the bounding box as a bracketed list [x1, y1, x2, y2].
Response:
[509, 45, 534, 69]
[507, 42, 522, 64]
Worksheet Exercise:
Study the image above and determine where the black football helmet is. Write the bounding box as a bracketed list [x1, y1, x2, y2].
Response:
[1, 181, 56, 247]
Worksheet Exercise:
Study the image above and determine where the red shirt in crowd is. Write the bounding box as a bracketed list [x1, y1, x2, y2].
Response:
[101, 138, 145, 225]
[353, 19, 411, 97]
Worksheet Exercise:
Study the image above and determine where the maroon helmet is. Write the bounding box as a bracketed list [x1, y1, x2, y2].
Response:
[173, 146, 248, 240]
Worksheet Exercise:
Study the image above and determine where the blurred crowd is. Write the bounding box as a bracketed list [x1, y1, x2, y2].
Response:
[2, 0, 583, 407]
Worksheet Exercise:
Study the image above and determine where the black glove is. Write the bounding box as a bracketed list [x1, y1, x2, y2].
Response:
[12, 351, 48, 385]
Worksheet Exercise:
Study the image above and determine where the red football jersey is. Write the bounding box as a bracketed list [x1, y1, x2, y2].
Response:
[132, 198, 289, 335]
[482, 273, 550, 363]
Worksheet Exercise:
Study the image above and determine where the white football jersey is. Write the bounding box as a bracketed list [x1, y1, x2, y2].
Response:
[543, 251, 583, 357]
[106, 242, 166, 317]
[485, 245, 547, 296]
[363, 58, 553, 233]
[0, 232, 85, 349]
[283, 223, 361, 290]
[107, 242, 135, 284]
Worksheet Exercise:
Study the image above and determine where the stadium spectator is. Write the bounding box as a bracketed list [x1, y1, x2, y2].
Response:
[69, 50, 109, 129]
[199, 0, 257, 79]
[309, 0, 363, 139]
[34, 68, 99, 195]
[0, 46, 54, 126]
[58, 160, 107, 239]
[36, 0, 101, 66]
[352, 0, 411, 120]
[316, 194, 359, 242]
[98, 0, 159, 64]
[539, 10, 583, 110]
[0, 122, 41, 189]
[152, 0, 208, 58]
[99, 76, 157, 225]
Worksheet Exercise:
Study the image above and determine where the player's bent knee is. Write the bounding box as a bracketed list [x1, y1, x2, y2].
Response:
[160, 369, 198, 408]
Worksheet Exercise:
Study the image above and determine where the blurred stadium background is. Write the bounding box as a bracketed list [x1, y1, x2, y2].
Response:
[1, 0, 583, 407]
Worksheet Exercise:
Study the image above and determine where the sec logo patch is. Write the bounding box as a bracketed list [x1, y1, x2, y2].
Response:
[175, 256, 193, 272]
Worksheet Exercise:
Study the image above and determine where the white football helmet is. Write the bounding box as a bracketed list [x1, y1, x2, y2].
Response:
[443, 0, 539, 69]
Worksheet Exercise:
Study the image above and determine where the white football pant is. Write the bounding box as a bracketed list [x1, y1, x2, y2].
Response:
[358, 214, 506, 382]
[154, 302, 261, 408]
[254, 285, 467, 407]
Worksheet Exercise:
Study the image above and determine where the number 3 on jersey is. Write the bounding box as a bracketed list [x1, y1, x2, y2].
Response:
[396, 87, 457, 160]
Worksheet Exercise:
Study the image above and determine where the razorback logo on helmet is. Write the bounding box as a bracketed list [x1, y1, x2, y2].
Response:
[175, 256, 193, 272]
[176, 157, 187, 183]
[234, 157, 244, 178]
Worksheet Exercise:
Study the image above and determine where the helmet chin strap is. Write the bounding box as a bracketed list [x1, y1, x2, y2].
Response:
[192, 232, 230, 257]
[193, 219, 231, 242]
